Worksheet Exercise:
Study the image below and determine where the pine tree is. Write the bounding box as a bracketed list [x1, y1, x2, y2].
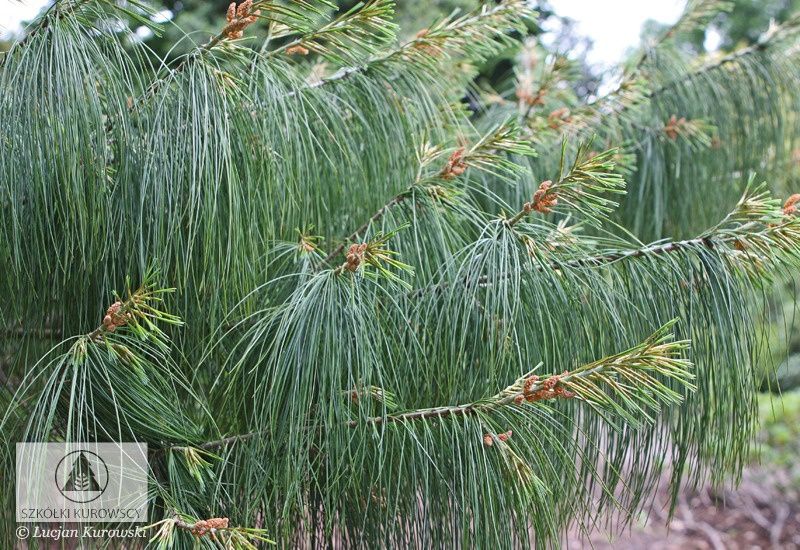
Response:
[1, 0, 799, 547]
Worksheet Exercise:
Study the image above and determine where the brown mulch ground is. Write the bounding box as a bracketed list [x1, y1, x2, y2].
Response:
[567, 465, 800, 549]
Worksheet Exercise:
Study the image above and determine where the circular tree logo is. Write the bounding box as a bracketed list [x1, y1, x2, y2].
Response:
[55, 450, 109, 503]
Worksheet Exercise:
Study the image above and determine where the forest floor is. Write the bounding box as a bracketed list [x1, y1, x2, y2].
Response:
[568, 391, 800, 549]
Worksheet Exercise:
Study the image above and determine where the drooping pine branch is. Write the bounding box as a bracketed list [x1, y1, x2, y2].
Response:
[559, 183, 800, 272]
[0, 268, 201, 446]
[646, 13, 800, 99]
[331, 227, 413, 288]
[507, 142, 626, 226]
[265, 0, 396, 63]
[136, 0, 337, 105]
[524, 11, 799, 149]
[549, 184, 800, 272]
[84, 273, 182, 343]
[352, 321, 692, 428]
[301, 0, 534, 91]
[323, 122, 536, 264]
[188, 323, 691, 446]
[410, 183, 800, 298]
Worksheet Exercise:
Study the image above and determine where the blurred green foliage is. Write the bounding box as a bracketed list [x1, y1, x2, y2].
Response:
[755, 390, 800, 480]
[714, 0, 800, 49]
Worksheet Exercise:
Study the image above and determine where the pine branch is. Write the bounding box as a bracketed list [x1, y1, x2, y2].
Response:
[411, 184, 800, 297]
[297, 0, 534, 93]
[81, 271, 182, 343]
[645, 15, 800, 101]
[165, 323, 691, 451]
[610, 13, 799, 124]
[0, 270, 201, 449]
[4, 0, 798, 543]
[412, 219, 795, 299]
[331, 227, 413, 288]
[136, 0, 332, 107]
[551, 182, 797, 269]
[147, 515, 274, 548]
[323, 123, 535, 264]
[265, 0, 396, 63]
[545, 184, 793, 263]
[353, 322, 692, 427]
[530, 12, 799, 146]
[506, 143, 625, 226]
